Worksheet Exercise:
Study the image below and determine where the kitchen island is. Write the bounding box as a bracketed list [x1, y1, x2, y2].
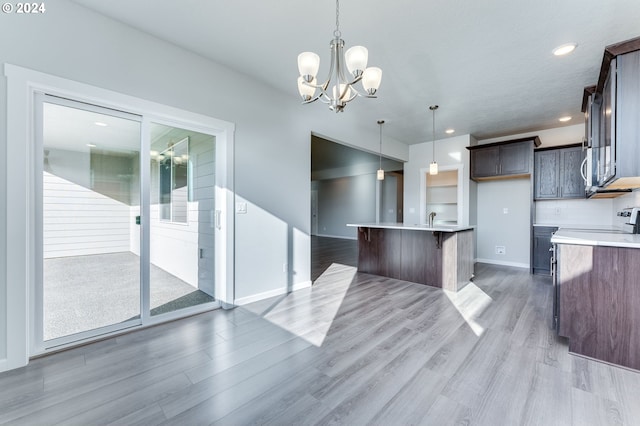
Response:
[551, 228, 640, 371]
[347, 223, 475, 292]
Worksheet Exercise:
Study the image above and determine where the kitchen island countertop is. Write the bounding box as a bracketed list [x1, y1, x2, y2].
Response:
[551, 228, 640, 249]
[347, 222, 474, 232]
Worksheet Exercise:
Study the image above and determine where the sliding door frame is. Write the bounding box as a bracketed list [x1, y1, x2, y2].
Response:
[5, 64, 235, 366]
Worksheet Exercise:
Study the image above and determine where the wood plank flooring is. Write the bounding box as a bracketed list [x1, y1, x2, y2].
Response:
[1, 240, 640, 424]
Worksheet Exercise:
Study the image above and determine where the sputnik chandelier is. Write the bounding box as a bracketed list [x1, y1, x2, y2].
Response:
[297, 0, 382, 112]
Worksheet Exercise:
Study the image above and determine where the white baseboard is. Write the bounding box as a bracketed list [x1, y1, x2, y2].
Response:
[314, 233, 357, 240]
[234, 280, 313, 306]
[475, 258, 529, 269]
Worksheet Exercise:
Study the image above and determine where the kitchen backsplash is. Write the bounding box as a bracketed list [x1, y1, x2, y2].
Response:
[613, 189, 640, 229]
[535, 189, 640, 229]
[535, 198, 615, 227]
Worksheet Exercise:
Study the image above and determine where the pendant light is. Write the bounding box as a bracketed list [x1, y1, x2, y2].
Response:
[377, 120, 385, 180]
[429, 105, 439, 175]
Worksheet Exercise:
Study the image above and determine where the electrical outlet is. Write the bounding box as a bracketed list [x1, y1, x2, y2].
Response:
[503, 208, 509, 214]
[495, 246, 506, 255]
[283, 263, 288, 273]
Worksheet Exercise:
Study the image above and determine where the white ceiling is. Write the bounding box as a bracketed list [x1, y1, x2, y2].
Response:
[72, 0, 640, 144]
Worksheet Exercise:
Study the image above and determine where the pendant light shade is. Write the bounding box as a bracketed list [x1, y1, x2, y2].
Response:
[377, 120, 385, 180]
[429, 105, 439, 176]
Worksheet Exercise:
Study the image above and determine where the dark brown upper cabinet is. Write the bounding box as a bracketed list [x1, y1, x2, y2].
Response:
[534, 145, 586, 200]
[468, 136, 540, 182]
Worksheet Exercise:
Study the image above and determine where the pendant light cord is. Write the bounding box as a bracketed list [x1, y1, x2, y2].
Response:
[334, 0, 341, 37]
[430, 105, 438, 160]
[378, 120, 384, 169]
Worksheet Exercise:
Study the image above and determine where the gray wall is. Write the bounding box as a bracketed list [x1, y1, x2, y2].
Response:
[316, 174, 376, 239]
[381, 173, 402, 222]
[0, 0, 411, 369]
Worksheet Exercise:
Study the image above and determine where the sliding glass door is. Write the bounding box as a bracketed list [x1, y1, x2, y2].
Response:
[149, 123, 216, 316]
[35, 95, 220, 352]
[38, 95, 143, 346]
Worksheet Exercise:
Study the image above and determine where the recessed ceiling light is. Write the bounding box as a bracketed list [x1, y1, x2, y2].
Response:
[558, 116, 572, 122]
[553, 43, 577, 56]
[94, 121, 108, 127]
[86, 143, 96, 147]
[445, 129, 455, 134]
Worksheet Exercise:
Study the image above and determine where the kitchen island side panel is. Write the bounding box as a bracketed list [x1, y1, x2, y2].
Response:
[558, 243, 640, 370]
[400, 229, 443, 287]
[355, 226, 474, 290]
[443, 229, 474, 292]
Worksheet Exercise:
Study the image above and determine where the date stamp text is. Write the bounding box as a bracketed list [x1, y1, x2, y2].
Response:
[2, 2, 46, 14]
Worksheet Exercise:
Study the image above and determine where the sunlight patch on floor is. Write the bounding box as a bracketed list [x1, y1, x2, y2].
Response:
[444, 282, 493, 336]
[259, 263, 356, 347]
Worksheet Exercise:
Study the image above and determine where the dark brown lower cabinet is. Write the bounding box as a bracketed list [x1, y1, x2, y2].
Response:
[532, 226, 558, 275]
[557, 243, 640, 370]
[356, 227, 474, 292]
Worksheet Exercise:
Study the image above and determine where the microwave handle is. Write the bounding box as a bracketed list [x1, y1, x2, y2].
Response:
[580, 157, 588, 184]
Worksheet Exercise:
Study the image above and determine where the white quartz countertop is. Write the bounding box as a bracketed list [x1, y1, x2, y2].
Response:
[347, 222, 475, 233]
[551, 228, 640, 249]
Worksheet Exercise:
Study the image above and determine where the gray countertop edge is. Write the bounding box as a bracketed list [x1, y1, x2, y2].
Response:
[347, 222, 475, 233]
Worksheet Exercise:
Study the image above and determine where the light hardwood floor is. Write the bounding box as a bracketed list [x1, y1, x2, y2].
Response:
[1, 242, 639, 424]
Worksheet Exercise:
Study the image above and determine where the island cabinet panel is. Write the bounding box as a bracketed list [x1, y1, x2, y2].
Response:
[558, 243, 640, 370]
[400, 229, 442, 286]
[356, 226, 474, 291]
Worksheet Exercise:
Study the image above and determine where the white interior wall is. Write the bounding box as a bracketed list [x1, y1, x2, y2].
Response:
[43, 172, 131, 257]
[0, 0, 410, 369]
[476, 179, 531, 267]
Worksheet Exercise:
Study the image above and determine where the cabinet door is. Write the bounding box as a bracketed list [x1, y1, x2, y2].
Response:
[471, 146, 500, 178]
[500, 142, 530, 175]
[534, 150, 559, 199]
[560, 147, 586, 198]
[533, 227, 557, 275]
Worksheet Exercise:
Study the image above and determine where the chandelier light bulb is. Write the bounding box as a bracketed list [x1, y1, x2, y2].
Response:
[345, 46, 368, 76]
[297, 52, 320, 81]
[362, 67, 382, 95]
[297, 76, 317, 100]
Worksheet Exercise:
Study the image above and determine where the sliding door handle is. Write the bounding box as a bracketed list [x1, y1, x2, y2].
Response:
[215, 209, 222, 229]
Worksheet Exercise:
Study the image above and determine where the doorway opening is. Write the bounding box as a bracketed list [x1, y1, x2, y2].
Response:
[310, 134, 404, 282]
